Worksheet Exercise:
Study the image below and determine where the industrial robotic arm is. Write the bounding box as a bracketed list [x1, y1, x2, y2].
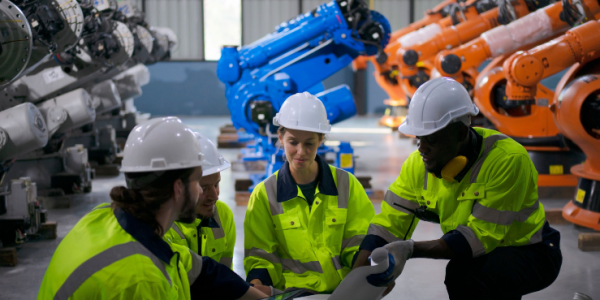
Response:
[217, 0, 390, 187]
[397, 0, 553, 98]
[435, 0, 599, 84]
[0, 0, 84, 89]
[503, 17, 600, 103]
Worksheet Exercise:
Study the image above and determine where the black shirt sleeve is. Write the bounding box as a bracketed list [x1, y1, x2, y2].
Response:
[359, 234, 390, 252]
[441, 230, 472, 259]
[190, 257, 250, 300]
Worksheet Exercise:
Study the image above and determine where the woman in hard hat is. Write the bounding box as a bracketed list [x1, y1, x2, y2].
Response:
[38, 117, 268, 300]
[244, 92, 375, 295]
[164, 133, 237, 270]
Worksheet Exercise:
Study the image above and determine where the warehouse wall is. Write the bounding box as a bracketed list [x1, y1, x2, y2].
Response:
[137, 63, 355, 116]
[145, 0, 204, 60]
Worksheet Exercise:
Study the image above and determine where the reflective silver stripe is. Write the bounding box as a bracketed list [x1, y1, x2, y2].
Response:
[469, 134, 509, 183]
[54, 242, 171, 300]
[187, 250, 203, 285]
[245, 247, 281, 264]
[423, 171, 428, 190]
[265, 174, 283, 216]
[367, 224, 401, 243]
[211, 206, 225, 239]
[384, 190, 420, 215]
[455, 225, 486, 258]
[92, 204, 111, 211]
[528, 224, 544, 245]
[472, 200, 540, 226]
[171, 224, 185, 239]
[335, 168, 350, 209]
[341, 235, 365, 251]
[245, 248, 323, 274]
[281, 258, 323, 274]
[219, 256, 233, 268]
[331, 256, 343, 271]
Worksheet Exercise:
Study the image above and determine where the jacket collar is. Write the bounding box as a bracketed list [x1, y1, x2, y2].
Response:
[277, 154, 338, 203]
[197, 215, 220, 228]
[114, 207, 174, 263]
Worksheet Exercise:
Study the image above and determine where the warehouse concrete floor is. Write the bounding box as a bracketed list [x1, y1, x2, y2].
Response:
[1, 116, 598, 300]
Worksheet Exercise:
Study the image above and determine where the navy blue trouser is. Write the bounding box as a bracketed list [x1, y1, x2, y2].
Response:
[444, 222, 563, 300]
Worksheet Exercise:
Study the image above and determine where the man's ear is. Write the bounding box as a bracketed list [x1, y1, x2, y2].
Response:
[172, 179, 184, 203]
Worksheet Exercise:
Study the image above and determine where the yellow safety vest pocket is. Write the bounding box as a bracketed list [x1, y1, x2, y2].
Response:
[324, 208, 347, 254]
[273, 212, 308, 259]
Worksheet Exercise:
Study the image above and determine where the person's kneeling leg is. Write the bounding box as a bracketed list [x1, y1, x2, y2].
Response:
[444, 243, 562, 300]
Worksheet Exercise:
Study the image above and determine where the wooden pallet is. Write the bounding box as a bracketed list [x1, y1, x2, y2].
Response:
[0, 222, 57, 266]
[544, 208, 569, 225]
[579, 233, 600, 252]
[93, 164, 121, 177]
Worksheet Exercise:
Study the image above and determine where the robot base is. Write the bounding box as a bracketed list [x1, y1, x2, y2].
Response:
[562, 176, 600, 231]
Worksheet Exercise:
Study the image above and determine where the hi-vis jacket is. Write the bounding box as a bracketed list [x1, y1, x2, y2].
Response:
[364, 127, 546, 257]
[37, 203, 201, 300]
[164, 200, 236, 268]
[244, 156, 375, 293]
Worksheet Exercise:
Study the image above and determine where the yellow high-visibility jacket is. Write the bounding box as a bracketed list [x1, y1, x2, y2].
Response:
[164, 200, 236, 268]
[364, 127, 546, 257]
[38, 204, 200, 300]
[244, 156, 375, 293]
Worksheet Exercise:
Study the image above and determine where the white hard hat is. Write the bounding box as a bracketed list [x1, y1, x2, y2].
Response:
[194, 132, 230, 176]
[399, 77, 479, 136]
[273, 92, 331, 134]
[120, 117, 208, 173]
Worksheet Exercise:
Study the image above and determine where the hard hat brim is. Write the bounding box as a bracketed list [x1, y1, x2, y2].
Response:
[201, 160, 231, 177]
[398, 121, 444, 137]
[119, 160, 209, 173]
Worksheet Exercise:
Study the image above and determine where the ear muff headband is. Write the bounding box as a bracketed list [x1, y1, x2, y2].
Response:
[441, 156, 468, 182]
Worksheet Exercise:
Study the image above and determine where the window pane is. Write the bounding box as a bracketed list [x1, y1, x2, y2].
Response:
[145, 0, 204, 60]
[204, 0, 241, 60]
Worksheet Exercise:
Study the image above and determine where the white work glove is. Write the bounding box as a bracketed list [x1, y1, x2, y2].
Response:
[384, 240, 414, 280]
[270, 286, 284, 296]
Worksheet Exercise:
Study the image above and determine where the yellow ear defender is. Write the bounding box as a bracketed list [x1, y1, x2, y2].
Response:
[441, 156, 468, 182]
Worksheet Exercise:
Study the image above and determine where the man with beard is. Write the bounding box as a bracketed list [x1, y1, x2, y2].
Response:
[38, 117, 267, 300]
[164, 133, 236, 269]
[353, 78, 562, 299]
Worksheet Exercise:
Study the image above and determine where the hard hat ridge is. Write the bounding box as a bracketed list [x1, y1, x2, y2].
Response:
[273, 92, 331, 134]
[120, 117, 209, 173]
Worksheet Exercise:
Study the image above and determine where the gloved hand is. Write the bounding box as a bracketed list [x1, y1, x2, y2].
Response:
[270, 286, 284, 296]
[366, 240, 414, 287]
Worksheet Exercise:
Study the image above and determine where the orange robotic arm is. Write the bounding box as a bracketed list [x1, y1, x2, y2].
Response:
[434, 0, 600, 78]
[397, 0, 533, 80]
[504, 19, 600, 103]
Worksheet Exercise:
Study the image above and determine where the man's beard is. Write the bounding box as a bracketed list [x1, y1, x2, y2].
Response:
[177, 185, 197, 223]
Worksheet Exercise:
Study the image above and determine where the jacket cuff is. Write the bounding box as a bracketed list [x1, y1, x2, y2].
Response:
[359, 234, 389, 252]
[246, 268, 273, 287]
[441, 230, 473, 259]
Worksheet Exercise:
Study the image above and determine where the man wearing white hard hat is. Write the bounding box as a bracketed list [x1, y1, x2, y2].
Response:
[38, 117, 268, 300]
[244, 92, 375, 296]
[353, 78, 562, 299]
[164, 133, 236, 270]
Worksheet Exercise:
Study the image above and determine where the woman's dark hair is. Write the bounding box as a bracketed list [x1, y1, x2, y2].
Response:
[110, 167, 196, 236]
[277, 126, 325, 140]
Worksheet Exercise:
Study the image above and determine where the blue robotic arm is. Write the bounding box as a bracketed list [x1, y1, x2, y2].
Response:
[217, 0, 390, 187]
